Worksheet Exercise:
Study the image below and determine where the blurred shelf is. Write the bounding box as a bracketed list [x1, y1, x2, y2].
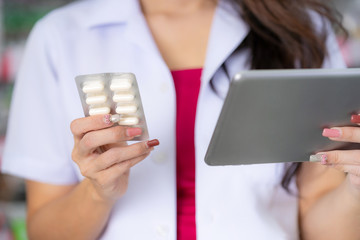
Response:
[0, 201, 27, 240]
[0, 202, 26, 220]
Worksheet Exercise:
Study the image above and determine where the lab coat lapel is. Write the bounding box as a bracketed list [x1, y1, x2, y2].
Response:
[106, 3, 178, 239]
[195, 3, 251, 239]
[122, 1, 170, 75]
[202, 1, 249, 85]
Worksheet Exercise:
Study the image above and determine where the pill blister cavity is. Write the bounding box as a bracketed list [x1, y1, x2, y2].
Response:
[75, 72, 149, 140]
[86, 94, 107, 105]
[119, 117, 139, 126]
[113, 93, 135, 102]
[116, 104, 138, 114]
[89, 106, 111, 116]
[110, 78, 133, 91]
[82, 80, 104, 93]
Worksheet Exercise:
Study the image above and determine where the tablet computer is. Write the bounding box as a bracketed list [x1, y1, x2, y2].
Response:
[205, 68, 360, 166]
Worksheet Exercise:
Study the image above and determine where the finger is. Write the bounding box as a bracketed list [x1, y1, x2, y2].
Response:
[94, 152, 151, 186]
[76, 143, 152, 179]
[128, 150, 152, 167]
[348, 174, 360, 186]
[79, 126, 142, 155]
[322, 127, 360, 143]
[70, 114, 114, 139]
[310, 150, 360, 165]
[116, 150, 151, 169]
[329, 164, 360, 177]
[94, 139, 159, 171]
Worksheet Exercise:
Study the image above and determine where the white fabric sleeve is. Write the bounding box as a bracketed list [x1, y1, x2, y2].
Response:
[1, 19, 78, 185]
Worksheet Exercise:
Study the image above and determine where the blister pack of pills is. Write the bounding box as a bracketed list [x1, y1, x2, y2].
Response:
[75, 73, 149, 141]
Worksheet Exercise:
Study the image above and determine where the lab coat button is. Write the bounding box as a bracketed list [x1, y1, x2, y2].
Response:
[156, 224, 169, 238]
[152, 152, 168, 164]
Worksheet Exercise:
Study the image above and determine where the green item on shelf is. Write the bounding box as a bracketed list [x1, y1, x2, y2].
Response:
[10, 218, 28, 240]
[4, 1, 74, 38]
[4, 5, 49, 35]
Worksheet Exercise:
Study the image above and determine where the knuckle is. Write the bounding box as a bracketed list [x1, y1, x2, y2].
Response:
[137, 142, 148, 155]
[354, 129, 360, 141]
[332, 151, 341, 164]
[82, 134, 95, 149]
[112, 127, 126, 141]
[135, 146, 143, 156]
[129, 146, 143, 159]
[71, 149, 79, 163]
[79, 164, 91, 177]
[70, 119, 80, 135]
[112, 127, 124, 141]
[344, 127, 360, 142]
[346, 128, 355, 141]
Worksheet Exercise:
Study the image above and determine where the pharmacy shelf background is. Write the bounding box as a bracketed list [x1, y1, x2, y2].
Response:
[0, 1, 72, 239]
[0, 0, 359, 239]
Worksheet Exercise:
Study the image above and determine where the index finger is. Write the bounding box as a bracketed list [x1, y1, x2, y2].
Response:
[70, 114, 114, 139]
[322, 127, 360, 144]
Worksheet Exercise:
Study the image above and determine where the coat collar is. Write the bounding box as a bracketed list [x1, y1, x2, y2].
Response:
[82, 0, 250, 83]
[82, 0, 142, 28]
[202, 0, 250, 84]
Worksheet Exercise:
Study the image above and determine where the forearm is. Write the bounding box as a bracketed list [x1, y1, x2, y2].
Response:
[301, 177, 360, 240]
[27, 179, 115, 240]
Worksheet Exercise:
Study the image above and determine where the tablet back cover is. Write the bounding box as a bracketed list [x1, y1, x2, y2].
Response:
[205, 69, 360, 166]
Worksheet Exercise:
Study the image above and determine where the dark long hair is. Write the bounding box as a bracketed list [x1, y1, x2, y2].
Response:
[226, 0, 345, 191]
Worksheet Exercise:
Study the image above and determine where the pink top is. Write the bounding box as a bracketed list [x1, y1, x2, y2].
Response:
[171, 68, 202, 240]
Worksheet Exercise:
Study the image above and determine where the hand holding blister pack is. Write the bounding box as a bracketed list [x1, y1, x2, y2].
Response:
[75, 73, 149, 141]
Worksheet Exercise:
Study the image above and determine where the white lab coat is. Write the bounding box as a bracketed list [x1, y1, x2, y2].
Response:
[2, 0, 345, 239]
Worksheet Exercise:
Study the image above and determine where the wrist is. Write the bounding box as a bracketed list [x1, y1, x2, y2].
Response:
[83, 179, 117, 207]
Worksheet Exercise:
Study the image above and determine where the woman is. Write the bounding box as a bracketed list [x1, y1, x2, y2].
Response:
[2, 0, 360, 239]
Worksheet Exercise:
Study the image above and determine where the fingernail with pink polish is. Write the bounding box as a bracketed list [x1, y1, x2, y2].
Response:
[146, 139, 160, 148]
[309, 154, 327, 164]
[103, 114, 112, 125]
[126, 128, 142, 137]
[322, 128, 341, 138]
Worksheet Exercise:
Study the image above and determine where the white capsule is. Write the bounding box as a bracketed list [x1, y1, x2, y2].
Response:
[110, 78, 133, 91]
[86, 95, 107, 105]
[82, 81, 104, 93]
[89, 107, 111, 116]
[113, 93, 135, 102]
[116, 105, 138, 114]
[119, 117, 139, 126]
